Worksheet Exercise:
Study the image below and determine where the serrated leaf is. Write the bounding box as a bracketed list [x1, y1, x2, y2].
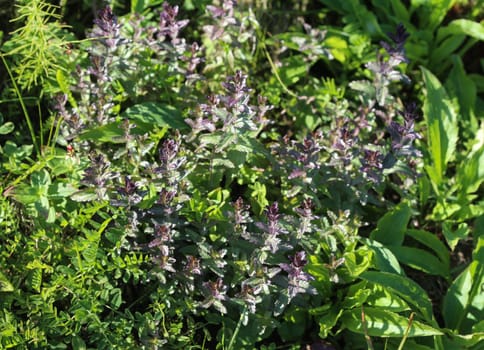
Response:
[341, 307, 443, 337]
[360, 271, 434, 321]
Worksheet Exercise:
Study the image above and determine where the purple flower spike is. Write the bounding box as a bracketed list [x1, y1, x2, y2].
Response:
[92, 6, 122, 49]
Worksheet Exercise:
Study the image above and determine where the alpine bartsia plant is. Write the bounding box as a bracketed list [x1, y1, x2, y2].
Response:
[279, 251, 314, 298]
[91, 6, 122, 49]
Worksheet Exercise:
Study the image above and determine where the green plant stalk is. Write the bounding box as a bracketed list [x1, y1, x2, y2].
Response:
[361, 306, 375, 350]
[0, 54, 40, 155]
[226, 305, 247, 350]
[262, 43, 298, 98]
[398, 312, 414, 350]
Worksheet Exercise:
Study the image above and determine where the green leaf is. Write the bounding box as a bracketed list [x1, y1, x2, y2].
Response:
[348, 0, 384, 37]
[48, 182, 77, 199]
[443, 236, 484, 333]
[406, 229, 450, 268]
[70, 189, 99, 202]
[362, 238, 403, 274]
[411, 0, 454, 32]
[27, 269, 42, 292]
[371, 0, 410, 23]
[370, 203, 411, 246]
[344, 247, 372, 277]
[0, 121, 14, 135]
[430, 35, 466, 69]
[0, 270, 14, 292]
[445, 56, 477, 128]
[388, 246, 450, 279]
[31, 169, 51, 187]
[340, 307, 443, 337]
[315, 306, 343, 338]
[437, 19, 484, 42]
[421, 67, 458, 189]
[360, 271, 434, 321]
[278, 55, 307, 86]
[442, 222, 469, 251]
[365, 284, 410, 312]
[120, 102, 188, 131]
[71, 336, 86, 350]
[457, 123, 484, 194]
[78, 122, 136, 143]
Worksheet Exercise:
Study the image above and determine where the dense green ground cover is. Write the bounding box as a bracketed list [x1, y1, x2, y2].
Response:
[0, 0, 483, 349]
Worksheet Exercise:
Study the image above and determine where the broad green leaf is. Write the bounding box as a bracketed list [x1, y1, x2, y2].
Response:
[341, 307, 443, 337]
[70, 189, 99, 202]
[445, 56, 477, 128]
[390, 0, 410, 22]
[437, 19, 484, 42]
[457, 123, 484, 194]
[406, 229, 450, 267]
[348, 0, 384, 37]
[388, 246, 450, 279]
[48, 182, 77, 199]
[120, 102, 188, 131]
[362, 238, 403, 274]
[443, 236, 484, 333]
[370, 203, 411, 246]
[360, 271, 434, 321]
[78, 122, 127, 143]
[365, 284, 410, 312]
[430, 35, 466, 68]
[442, 332, 484, 349]
[371, 0, 410, 23]
[411, 0, 455, 31]
[318, 0, 347, 13]
[31, 169, 51, 187]
[421, 67, 458, 189]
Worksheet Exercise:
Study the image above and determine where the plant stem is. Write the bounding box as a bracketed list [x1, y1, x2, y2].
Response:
[0, 54, 40, 155]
